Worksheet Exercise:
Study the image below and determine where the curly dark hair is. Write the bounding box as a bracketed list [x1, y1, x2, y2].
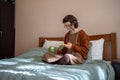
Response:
[63, 15, 78, 28]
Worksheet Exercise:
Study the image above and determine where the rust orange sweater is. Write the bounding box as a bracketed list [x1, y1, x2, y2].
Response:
[57, 30, 90, 59]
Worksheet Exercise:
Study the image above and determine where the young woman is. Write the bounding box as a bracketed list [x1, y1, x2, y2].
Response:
[42, 15, 90, 65]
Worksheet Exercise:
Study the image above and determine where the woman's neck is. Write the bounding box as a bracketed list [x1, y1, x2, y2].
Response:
[70, 28, 81, 34]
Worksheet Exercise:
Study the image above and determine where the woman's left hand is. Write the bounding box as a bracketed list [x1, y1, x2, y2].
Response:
[64, 42, 72, 49]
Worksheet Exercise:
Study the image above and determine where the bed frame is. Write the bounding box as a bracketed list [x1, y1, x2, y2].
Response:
[39, 33, 117, 61]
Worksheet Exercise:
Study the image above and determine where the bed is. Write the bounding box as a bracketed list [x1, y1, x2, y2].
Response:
[0, 33, 117, 80]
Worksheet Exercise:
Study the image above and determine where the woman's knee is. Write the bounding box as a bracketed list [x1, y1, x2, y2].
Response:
[58, 54, 70, 65]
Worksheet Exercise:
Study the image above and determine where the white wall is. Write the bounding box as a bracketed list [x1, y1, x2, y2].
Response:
[15, 0, 120, 58]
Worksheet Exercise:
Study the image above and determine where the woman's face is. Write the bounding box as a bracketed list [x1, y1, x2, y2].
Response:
[64, 22, 75, 31]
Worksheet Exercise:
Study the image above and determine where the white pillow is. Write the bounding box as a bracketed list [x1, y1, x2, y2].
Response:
[43, 39, 64, 48]
[90, 38, 104, 60]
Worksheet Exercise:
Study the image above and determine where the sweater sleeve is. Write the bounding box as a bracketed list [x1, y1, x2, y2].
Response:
[71, 30, 90, 59]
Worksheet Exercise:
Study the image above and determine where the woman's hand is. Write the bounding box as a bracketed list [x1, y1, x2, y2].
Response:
[64, 42, 72, 49]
